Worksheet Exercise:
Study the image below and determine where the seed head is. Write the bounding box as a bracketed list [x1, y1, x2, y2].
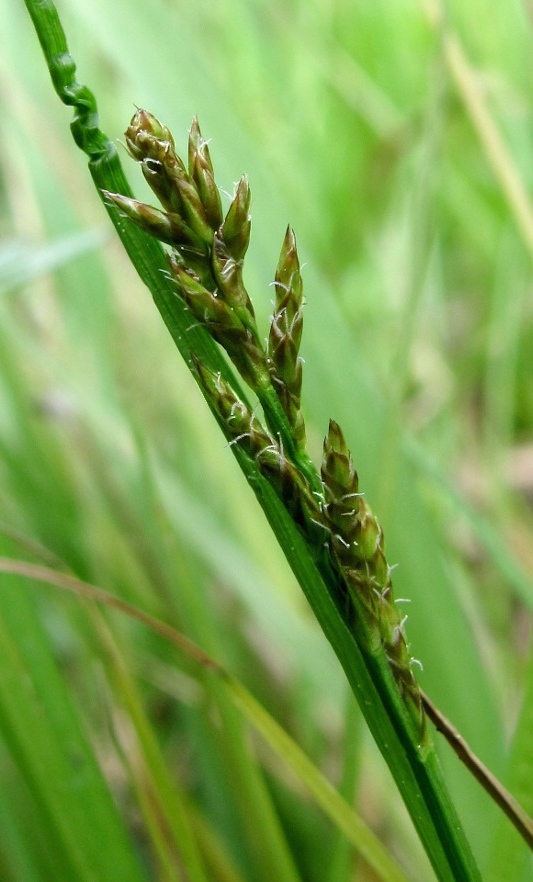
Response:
[188, 118, 223, 230]
[220, 176, 251, 262]
[103, 191, 207, 252]
[125, 108, 175, 161]
[267, 227, 306, 450]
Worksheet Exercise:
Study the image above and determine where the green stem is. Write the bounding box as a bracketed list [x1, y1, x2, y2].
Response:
[258, 384, 324, 497]
[24, 3, 483, 880]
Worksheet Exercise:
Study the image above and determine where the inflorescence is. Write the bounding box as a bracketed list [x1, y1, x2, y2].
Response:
[105, 110, 424, 729]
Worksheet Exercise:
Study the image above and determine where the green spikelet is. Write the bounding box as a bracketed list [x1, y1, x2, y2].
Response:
[170, 260, 268, 389]
[124, 108, 176, 160]
[194, 358, 321, 538]
[193, 358, 271, 455]
[267, 226, 306, 450]
[188, 117, 224, 230]
[220, 176, 251, 261]
[124, 109, 213, 244]
[102, 191, 207, 252]
[211, 233, 259, 341]
[321, 420, 423, 721]
[106, 110, 270, 392]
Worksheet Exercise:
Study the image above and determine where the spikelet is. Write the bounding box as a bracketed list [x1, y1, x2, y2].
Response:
[106, 110, 269, 391]
[267, 227, 305, 451]
[194, 358, 321, 537]
[320, 420, 423, 719]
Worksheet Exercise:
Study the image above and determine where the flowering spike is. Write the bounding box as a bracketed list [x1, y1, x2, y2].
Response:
[103, 191, 207, 251]
[319, 419, 423, 720]
[192, 357, 271, 454]
[255, 442, 322, 535]
[321, 420, 358, 503]
[139, 156, 182, 216]
[124, 110, 213, 245]
[274, 225, 303, 317]
[187, 117, 203, 176]
[220, 176, 251, 261]
[193, 153, 223, 230]
[320, 420, 360, 558]
[125, 111, 187, 216]
[110, 107, 425, 728]
[170, 257, 268, 389]
[192, 359, 321, 539]
[211, 234, 258, 338]
[165, 163, 213, 243]
[267, 226, 306, 450]
[188, 118, 223, 230]
[125, 108, 175, 160]
[170, 262, 244, 336]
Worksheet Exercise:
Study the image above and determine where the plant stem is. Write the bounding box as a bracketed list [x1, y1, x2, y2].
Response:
[422, 690, 533, 850]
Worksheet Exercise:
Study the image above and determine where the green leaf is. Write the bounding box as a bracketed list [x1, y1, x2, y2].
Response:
[0, 574, 149, 882]
[225, 676, 412, 882]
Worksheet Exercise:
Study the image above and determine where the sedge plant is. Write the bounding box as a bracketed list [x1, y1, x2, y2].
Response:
[16, 1, 533, 880]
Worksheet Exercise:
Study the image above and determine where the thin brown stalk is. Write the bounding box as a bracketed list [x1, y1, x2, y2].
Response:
[421, 689, 533, 850]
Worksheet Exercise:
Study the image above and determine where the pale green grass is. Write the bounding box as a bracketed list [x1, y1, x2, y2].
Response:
[1, 1, 533, 880]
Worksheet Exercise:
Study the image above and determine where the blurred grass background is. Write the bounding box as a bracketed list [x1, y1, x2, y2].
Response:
[1, 0, 533, 880]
